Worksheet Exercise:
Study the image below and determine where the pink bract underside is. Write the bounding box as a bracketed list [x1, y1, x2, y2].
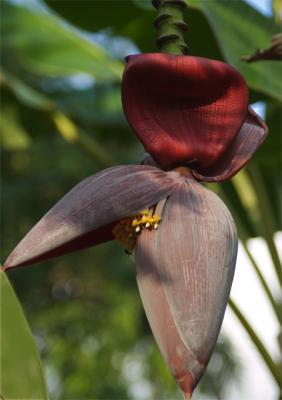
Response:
[4, 222, 116, 270]
[4, 165, 185, 270]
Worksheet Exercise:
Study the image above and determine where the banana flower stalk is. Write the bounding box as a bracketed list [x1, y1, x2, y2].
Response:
[4, 54, 267, 399]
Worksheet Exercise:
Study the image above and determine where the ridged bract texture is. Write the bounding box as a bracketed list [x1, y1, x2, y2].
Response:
[122, 53, 268, 181]
[135, 179, 238, 397]
[122, 53, 248, 169]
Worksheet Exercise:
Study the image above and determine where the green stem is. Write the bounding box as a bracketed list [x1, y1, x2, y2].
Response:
[228, 298, 281, 387]
[152, 0, 188, 55]
[246, 164, 282, 287]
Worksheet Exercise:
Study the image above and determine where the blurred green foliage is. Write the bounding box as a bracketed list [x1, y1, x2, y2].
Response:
[1, 0, 281, 399]
[0, 270, 48, 399]
[2, 1, 123, 80]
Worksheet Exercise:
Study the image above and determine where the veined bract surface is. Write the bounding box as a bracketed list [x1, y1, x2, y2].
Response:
[136, 176, 238, 398]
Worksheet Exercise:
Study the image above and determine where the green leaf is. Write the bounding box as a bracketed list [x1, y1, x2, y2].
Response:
[45, 0, 148, 33]
[1, 0, 123, 81]
[189, 0, 282, 101]
[0, 270, 49, 399]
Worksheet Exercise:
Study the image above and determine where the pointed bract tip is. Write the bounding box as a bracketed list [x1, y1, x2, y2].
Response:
[2, 260, 12, 272]
[177, 372, 194, 400]
[3, 165, 181, 271]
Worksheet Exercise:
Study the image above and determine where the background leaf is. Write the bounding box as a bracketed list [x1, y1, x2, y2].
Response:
[1, 0, 123, 81]
[45, 0, 148, 32]
[0, 270, 48, 399]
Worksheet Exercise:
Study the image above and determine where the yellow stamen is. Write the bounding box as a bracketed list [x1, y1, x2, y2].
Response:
[112, 207, 163, 254]
[140, 209, 150, 215]
[132, 218, 139, 227]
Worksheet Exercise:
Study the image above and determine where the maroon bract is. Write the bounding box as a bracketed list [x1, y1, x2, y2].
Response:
[122, 53, 267, 180]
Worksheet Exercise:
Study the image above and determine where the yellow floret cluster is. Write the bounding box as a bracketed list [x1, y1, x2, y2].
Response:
[112, 209, 161, 254]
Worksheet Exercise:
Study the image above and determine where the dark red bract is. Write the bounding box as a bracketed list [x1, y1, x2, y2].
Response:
[122, 53, 268, 181]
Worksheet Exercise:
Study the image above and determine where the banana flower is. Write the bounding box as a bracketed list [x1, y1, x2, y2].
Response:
[4, 54, 267, 399]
